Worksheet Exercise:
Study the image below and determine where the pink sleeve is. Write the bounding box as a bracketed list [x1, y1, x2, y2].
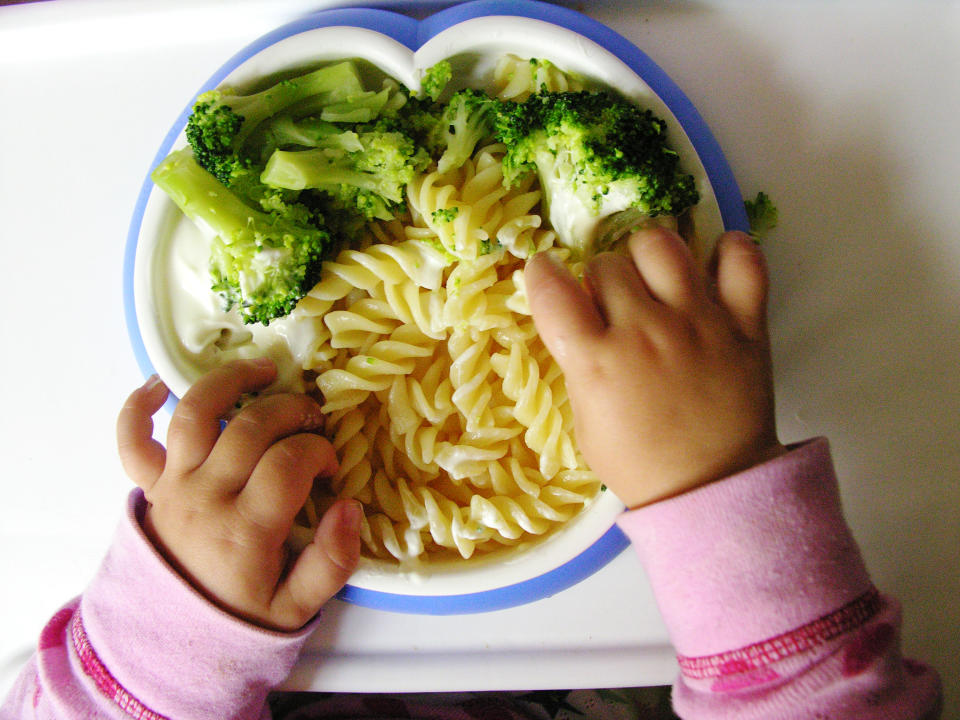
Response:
[616, 438, 942, 720]
[1, 490, 316, 720]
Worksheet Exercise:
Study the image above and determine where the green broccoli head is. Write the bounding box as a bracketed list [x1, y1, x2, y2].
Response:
[494, 90, 699, 256]
[260, 130, 431, 220]
[184, 61, 365, 185]
[151, 148, 331, 325]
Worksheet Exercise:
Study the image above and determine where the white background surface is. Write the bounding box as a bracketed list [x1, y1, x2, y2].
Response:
[1, 0, 958, 716]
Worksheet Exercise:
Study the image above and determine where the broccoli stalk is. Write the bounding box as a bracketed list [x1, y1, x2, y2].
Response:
[185, 61, 364, 185]
[151, 148, 331, 325]
[494, 90, 699, 257]
[256, 115, 342, 155]
[260, 131, 430, 220]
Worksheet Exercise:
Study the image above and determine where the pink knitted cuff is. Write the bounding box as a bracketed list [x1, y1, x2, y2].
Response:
[616, 438, 872, 658]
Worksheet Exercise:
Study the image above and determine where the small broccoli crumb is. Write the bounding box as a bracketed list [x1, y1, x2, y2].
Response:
[479, 238, 502, 256]
[421, 60, 453, 101]
[431, 207, 459, 223]
[744, 191, 778, 241]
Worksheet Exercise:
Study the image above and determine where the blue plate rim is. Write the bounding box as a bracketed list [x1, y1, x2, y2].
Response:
[122, 0, 746, 615]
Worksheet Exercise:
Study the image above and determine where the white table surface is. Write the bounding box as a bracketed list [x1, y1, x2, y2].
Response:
[1, 0, 958, 715]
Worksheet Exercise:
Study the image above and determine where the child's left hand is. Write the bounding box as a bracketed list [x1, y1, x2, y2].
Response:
[115, 358, 361, 632]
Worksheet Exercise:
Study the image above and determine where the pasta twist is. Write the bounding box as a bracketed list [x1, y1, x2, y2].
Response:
[326, 406, 375, 501]
[317, 325, 437, 412]
[491, 53, 585, 101]
[294, 240, 452, 320]
[390, 357, 455, 428]
[447, 329, 496, 431]
[442, 254, 501, 332]
[491, 342, 578, 479]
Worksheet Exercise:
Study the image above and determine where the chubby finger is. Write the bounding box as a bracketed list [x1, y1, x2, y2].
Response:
[236, 432, 339, 531]
[583, 252, 655, 328]
[525, 251, 605, 368]
[629, 226, 705, 311]
[116, 375, 169, 491]
[713, 231, 770, 340]
[269, 499, 362, 629]
[206, 392, 326, 492]
[166, 358, 277, 475]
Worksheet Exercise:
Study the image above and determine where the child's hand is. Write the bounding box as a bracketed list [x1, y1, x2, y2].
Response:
[116, 358, 361, 631]
[525, 228, 786, 509]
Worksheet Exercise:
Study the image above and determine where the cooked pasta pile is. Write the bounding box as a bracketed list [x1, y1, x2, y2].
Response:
[278, 57, 605, 564]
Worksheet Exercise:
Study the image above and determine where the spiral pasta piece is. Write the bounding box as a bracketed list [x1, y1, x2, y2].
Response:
[317, 326, 435, 412]
[295, 240, 452, 320]
[491, 341, 578, 479]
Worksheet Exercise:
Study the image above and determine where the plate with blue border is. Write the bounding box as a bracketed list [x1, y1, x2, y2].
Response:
[123, 0, 747, 615]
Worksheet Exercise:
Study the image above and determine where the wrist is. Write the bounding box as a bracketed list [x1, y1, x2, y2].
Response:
[79, 490, 316, 720]
[622, 439, 788, 509]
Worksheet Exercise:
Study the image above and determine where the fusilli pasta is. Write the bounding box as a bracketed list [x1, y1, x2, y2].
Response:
[290, 142, 604, 564]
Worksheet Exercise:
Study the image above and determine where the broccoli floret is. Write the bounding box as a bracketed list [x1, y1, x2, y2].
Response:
[151, 148, 331, 325]
[260, 130, 431, 220]
[744, 191, 778, 240]
[385, 88, 499, 174]
[421, 60, 453, 101]
[494, 90, 699, 257]
[185, 61, 364, 185]
[427, 88, 499, 174]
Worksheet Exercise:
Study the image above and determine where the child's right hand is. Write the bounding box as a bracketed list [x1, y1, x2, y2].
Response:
[115, 358, 361, 632]
[525, 227, 786, 509]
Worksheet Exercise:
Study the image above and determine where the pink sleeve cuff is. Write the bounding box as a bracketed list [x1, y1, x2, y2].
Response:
[76, 489, 317, 720]
[616, 438, 873, 658]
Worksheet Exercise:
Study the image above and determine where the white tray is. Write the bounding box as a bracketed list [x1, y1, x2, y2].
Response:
[0, 2, 957, 712]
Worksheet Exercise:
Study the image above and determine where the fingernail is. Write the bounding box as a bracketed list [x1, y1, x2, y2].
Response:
[143, 374, 165, 392]
[634, 224, 682, 247]
[541, 250, 566, 267]
[724, 230, 757, 246]
[249, 356, 275, 369]
[342, 500, 363, 533]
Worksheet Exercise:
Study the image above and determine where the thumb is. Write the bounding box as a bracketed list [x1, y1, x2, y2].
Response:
[525, 252, 604, 370]
[116, 375, 169, 491]
[271, 499, 362, 629]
